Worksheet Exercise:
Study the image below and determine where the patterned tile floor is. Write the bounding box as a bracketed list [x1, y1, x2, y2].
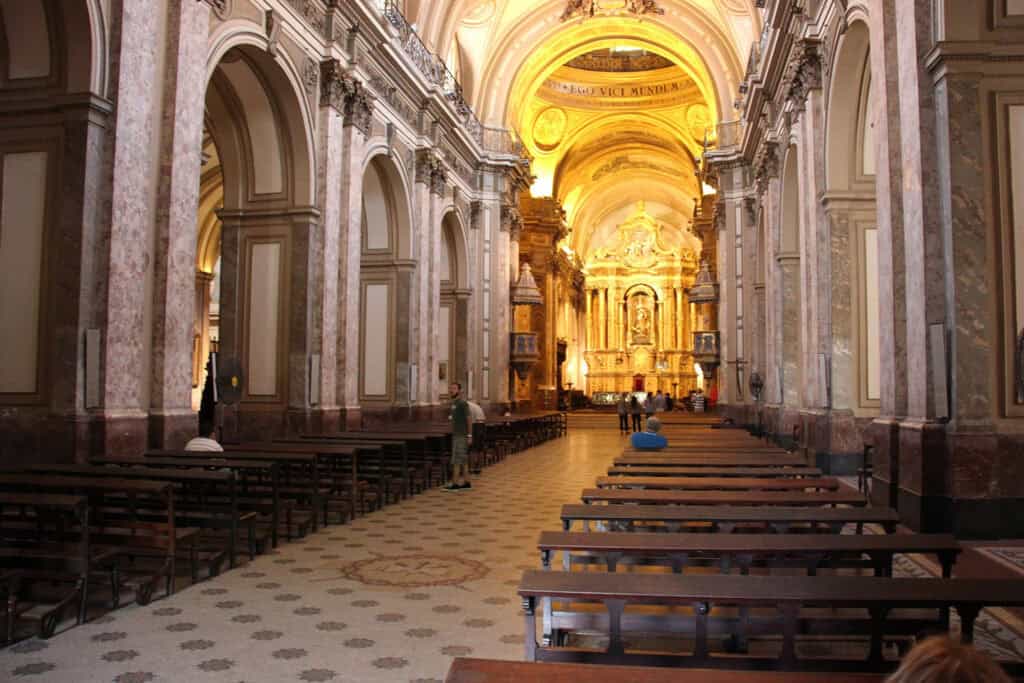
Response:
[0, 429, 620, 682]
[3, 428, 1023, 681]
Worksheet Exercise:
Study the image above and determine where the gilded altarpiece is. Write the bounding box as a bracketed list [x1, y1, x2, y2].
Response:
[584, 203, 700, 396]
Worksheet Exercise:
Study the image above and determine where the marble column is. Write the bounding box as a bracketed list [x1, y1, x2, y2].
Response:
[93, 0, 168, 457]
[51, 97, 113, 461]
[892, 0, 952, 530]
[867, 0, 908, 509]
[335, 110, 368, 428]
[584, 288, 592, 350]
[309, 63, 346, 432]
[148, 0, 210, 449]
[284, 208, 320, 434]
[763, 173, 784, 412]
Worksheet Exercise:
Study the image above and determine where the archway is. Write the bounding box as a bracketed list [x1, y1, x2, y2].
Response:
[358, 154, 414, 407]
[439, 211, 471, 398]
[778, 145, 802, 408]
[193, 41, 316, 437]
[823, 18, 879, 415]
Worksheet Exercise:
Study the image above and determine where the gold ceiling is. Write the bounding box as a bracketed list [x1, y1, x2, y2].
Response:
[404, 0, 760, 264]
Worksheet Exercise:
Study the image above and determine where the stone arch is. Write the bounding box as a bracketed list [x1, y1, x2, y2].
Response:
[0, 0, 105, 93]
[361, 152, 414, 261]
[357, 153, 416, 407]
[190, 34, 318, 436]
[204, 37, 315, 208]
[439, 210, 471, 395]
[777, 145, 802, 407]
[780, 145, 800, 254]
[823, 17, 880, 414]
[825, 18, 873, 193]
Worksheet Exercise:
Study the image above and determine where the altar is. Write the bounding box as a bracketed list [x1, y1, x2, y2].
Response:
[581, 202, 702, 397]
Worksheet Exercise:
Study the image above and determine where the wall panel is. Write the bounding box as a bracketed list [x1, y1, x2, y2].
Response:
[0, 151, 47, 394]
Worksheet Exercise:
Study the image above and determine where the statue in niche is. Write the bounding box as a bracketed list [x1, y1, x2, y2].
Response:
[630, 294, 652, 344]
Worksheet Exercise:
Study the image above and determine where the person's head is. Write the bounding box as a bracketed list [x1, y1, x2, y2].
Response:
[449, 382, 462, 399]
[886, 636, 1011, 683]
[645, 417, 662, 433]
[198, 415, 217, 439]
[656, 390, 662, 395]
[630, 395, 638, 405]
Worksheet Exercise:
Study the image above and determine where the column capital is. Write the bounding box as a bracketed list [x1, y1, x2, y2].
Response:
[784, 39, 822, 112]
[501, 203, 522, 236]
[415, 148, 446, 196]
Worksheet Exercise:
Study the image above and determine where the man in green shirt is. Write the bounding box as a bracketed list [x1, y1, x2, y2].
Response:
[444, 382, 473, 491]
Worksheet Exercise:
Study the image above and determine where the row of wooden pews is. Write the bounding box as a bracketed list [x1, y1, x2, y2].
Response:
[0, 411, 565, 643]
[468, 421, 1024, 680]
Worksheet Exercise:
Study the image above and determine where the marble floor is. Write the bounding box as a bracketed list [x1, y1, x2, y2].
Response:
[2, 426, 1023, 682]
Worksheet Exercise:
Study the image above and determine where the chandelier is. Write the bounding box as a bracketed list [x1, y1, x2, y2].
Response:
[560, 0, 665, 22]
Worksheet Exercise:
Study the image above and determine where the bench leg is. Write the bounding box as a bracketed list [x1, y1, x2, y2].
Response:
[522, 596, 537, 661]
[867, 606, 890, 668]
[780, 603, 799, 669]
[605, 599, 626, 656]
[957, 605, 980, 644]
[693, 601, 710, 661]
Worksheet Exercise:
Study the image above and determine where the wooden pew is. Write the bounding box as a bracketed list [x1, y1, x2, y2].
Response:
[580, 488, 866, 507]
[94, 456, 281, 550]
[295, 434, 426, 493]
[536, 531, 961, 577]
[272, 439, 407, 506]
[615, 455, 807, 467]
[518, 570, 1024, 671]
[23, 463, 246, 572]
[218, 445, 350, 525]
[595, 476, 841, 491]
[561, 503, 899, 534]
[0, 474, 176, 606]
[607, 466, 823, 478]
[0, 493, 116, 637]
[147, 450, 317, 538]
[445, 658, 884, 683]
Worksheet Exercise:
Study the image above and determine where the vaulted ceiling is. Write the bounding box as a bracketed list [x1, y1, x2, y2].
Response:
[404, 0, 761, 265]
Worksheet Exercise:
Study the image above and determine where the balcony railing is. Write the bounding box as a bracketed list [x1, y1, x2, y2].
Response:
[382, 1, 486, 147]
[714, 120, 743, 151]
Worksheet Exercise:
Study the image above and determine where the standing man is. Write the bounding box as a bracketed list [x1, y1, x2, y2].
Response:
[644, 393, 656, 422]
[445, 382, 473, 491]
[616, 393, 629, 433]
[653, 390, 666, 412]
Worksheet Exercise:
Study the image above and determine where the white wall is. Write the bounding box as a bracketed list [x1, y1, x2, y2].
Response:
[0, 151, 47, 393]
[247, 242, 281, 396]
[362, 282, 390, 396]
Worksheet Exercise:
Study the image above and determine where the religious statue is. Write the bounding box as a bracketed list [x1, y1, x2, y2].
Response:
[627, 0, 665, 15]
[630, 294, 652, 344]
[560, 0, 595, 21]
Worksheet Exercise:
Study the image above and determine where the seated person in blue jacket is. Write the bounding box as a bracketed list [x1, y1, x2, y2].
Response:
[630, 416, 668, 450]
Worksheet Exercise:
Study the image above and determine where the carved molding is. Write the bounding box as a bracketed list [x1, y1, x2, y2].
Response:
[784, 40, 822, 112]
[414, 147, 450, 196]
[303, 57, 319, 102]
[320, 58, 352, 113]
[265, 10, 280, 55]
[501, 203, 523, 236]
[198, 0, 230, 20]
[320, 59, 374, 135]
